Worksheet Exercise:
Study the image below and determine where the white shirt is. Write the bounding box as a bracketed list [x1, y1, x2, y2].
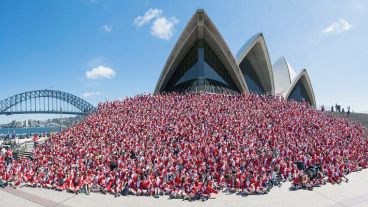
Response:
[1, 148, 6, 155]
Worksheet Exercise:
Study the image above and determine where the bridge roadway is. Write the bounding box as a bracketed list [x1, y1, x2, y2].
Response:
[0, 111, 84, 116]
[1, 169, 368, 207]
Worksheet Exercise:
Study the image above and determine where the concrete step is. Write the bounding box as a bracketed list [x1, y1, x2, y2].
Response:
[18, 142, 34, 153]
[14, 151, 33, 160]
[328, 112, 368, 127]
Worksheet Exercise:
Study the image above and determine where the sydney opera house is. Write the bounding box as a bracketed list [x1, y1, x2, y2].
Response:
[155, 9, 316, 108]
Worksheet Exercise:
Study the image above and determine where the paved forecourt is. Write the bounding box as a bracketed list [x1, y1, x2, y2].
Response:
[1, 169, 368, 207]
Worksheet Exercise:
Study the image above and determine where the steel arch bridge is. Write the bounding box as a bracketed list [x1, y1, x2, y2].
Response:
[0, 90, 96, 116]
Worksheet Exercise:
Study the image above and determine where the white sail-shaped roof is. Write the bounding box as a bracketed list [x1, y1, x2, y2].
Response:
[154, 9, 317, 108]
[273, 57, 316, 107]
[154, 9, 248, 93]
[273, 57, 297, 94]
[236, 33, 274, 94]
[283, 69, 316, 108]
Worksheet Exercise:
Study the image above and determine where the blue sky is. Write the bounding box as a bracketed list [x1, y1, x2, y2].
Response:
[1, 0, 368, 124]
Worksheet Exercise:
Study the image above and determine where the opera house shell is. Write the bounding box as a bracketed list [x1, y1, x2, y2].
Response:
[155, 9, 316, 108]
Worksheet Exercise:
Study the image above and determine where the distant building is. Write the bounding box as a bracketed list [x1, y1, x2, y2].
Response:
[155, 9, 316, 108]
[28, 119, 33, 127]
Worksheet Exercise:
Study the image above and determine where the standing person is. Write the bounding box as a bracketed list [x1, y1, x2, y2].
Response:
[0, 147, 6, 156]
[5, 148, 12, 166]
[33, 134, 39, 149]
[83, 172, 93, 195]
[347, 106, 351, 117]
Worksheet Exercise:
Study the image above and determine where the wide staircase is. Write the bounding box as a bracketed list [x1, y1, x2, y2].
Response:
[16, 141, 34, 159]
[14, 137, 48, 159]
[329, 112, 368, 127]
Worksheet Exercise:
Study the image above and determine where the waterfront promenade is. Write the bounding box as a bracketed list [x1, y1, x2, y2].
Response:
[1, 169, 368, 207]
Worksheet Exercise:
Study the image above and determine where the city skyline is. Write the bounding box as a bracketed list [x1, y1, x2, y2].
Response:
[1, 0, 368, 124]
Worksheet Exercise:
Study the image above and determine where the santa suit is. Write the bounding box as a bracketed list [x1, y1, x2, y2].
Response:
[65, 176, 73, 190]
[106, 177, 115, 192]
[204, 182, 218, 195]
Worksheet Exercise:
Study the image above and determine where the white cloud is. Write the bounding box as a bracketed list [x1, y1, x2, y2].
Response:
[323, 18, 352, 34]
[86, 66, 116, 80]
[151, 17, 179, 40]
[101, 24, 112, 32]
[133, 8, 179, 40]
[133, 8, 163, 27]
[82, 91, 101, 98]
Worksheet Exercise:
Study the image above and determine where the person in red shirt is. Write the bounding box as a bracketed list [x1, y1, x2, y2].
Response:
[153, 174, 162, 198]
[112, 172, 122, 197]
[55, 171, 67, 191]
[83, 172, 93, 195]
[33, 134, 39, 149]
[5, 149, 12, 166]
[186, 180, 199, 201]
[139, 177, 150, 196]
[291, 173, 302, 190]
[70, 173, 83, 194]
[65, 173, 73, 192]
[201, 180, 218, 200]
[9, 172, 21, 188]
[128, 175, 137, 195]
[301, 173, 313, 190]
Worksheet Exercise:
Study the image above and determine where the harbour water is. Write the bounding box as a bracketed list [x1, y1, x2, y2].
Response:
[0, 127, 60, 136]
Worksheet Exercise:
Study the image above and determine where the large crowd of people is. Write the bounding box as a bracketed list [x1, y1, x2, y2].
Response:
[0, 93, 367, 201]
